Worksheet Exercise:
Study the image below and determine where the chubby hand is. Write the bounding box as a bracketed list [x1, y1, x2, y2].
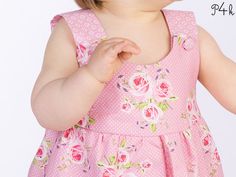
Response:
[83, 37, 141, 84]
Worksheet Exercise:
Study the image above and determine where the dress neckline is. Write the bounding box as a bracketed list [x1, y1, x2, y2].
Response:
[88, 8, 177, 67]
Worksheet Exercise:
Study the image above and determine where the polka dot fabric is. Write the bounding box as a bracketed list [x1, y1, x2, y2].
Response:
[28, 8, 225, 177]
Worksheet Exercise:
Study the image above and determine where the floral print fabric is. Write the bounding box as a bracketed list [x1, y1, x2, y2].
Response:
[29, 93, 224, 176]
[28, 8, 225, 177]
[118, 64, 179, 133]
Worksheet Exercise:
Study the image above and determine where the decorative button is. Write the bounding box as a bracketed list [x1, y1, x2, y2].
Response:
[182, 36, 195, 51]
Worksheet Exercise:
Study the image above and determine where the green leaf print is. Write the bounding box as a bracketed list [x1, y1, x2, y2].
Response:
[108, 155, 116, 165]
[150, 123, 157, 132]
[148, 98, 155, 103]
[157, 102, 169, 112]
[45, 140, 52, 148]
[88, 117, 96, 125]
[96, 139, 153, 174]
[177, 35, 182, 45]
[132, 162, 141, 167]
[97, 161, 105, 167]
[33, 156, 49, 169]
[136, 102, 149, 110]
[120, 138, 126, 148]
[141, 168, 145, 173]
[169, 96, 179, 101]
[74, 124, 79, 129]
[123, 161, 132, 169]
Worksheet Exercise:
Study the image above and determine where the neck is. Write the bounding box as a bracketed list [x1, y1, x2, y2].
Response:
[99, 0, 172, 24]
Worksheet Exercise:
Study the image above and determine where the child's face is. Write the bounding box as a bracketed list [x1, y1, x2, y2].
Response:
[102, 0, 177, 10]
[140, 0, 179, 8]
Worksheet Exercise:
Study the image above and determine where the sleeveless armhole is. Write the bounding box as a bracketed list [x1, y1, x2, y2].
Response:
[163, 9, 200, 81]
[50, 11, 81, 66]
[49, 9, 106, 67]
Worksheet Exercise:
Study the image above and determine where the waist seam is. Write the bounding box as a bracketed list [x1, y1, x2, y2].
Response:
[80, 124, 195, 138]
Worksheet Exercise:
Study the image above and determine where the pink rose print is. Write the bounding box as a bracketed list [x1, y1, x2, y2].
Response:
[101, 166, 117, 177]
[97, 138, 152, 176]
[121, 99, 135, 113]
[187, 99, 197, 113]
[117, 64, 179, 133]
[198, 124, 222, 176]
[77, 43, 86, 58]
[183, 89, 202, 125]
[184, 89, 222, 174]
[209, 145, 222, 176]
[60, 127, 75, 145]
[211, 147, 221, 164]
[35, 141, 48, 161]
[76, 40, 98, 65]
[140, 160, 152, 169]
[56, 116, 95, 172]
[128, 72, 152, 96]
[63, 128, 74, 139]
[142, 103, 163, 124]
[77, 115, 89, 128]
[191, 114, 199, 125]
[67, 142, 87, 164]
[117, 148, 130, 164]
[199, 124, 214, 153]
[187, 99, 193, 112]
[155, 79, 173, 100]
[186, 94, 200, 114]
[36, 147, 44, 159]
[33, 139, 51, 168]
[181, 89, 222, 176]
[59, 116, 94, 147]
[76, 43, 88, 65]
[201, 132, 213, 152]
[77, 129, 86, 143]
[74, 115, 96, 129]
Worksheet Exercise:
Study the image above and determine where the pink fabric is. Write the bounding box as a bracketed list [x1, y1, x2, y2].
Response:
[28, 8, 225, 177]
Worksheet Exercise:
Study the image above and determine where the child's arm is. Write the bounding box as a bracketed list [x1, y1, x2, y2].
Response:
[31, 18, 139, 131]
[197, 25, 236, 114]
[31, 19, 106, 131]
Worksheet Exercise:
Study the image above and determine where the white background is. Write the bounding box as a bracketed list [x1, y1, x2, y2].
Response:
[0, 0, 235, 176]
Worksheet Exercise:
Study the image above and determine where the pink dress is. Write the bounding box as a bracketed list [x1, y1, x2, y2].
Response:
[28, 8, 225, 177]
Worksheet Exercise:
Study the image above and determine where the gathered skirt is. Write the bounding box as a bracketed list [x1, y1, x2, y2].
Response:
[28, 115, 224, 177]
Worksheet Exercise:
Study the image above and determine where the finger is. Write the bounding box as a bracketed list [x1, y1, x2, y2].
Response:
[107, 41, 140, 56]
[102, 37, 134, 43]
[101, 37, 140, 49]
[106, 41, 141, 58]
[103, 40, 141, 54]
[118, 42, 141, 55]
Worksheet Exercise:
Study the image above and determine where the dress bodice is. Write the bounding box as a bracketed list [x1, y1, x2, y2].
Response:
[53, 8, 202, 136]
[28, 8, 224, 177]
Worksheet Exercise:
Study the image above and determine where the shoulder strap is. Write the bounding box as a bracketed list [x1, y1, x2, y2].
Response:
[162, 9, 198, 50]
[50, 9, 106, 67]
[162, 9, 200, 82]
[50, 9, 199, 66]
